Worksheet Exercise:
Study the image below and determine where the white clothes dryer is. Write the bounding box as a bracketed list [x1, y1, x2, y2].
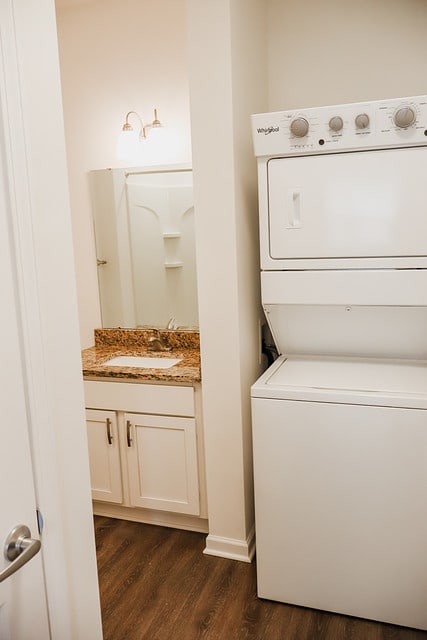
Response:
[251, 95, 427, 630]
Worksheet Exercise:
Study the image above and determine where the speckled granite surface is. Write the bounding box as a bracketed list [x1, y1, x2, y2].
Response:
[82, 328, 201, 382]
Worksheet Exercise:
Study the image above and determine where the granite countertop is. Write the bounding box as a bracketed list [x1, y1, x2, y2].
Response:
[82, 328, 201, 383]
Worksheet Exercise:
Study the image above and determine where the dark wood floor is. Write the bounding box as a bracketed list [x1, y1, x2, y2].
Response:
[94, 516, 427, 640]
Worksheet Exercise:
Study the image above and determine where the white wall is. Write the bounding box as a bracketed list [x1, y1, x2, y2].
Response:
[187, 0, 267, 558]
[267, 0, 427, 110]
[56, 0, 191, 347]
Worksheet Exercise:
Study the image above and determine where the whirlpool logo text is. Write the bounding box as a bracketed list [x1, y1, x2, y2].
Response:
[257, 126, 279, 135]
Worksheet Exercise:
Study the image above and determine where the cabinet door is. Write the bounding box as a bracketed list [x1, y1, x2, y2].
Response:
[125, 413, 200, 515]
[86, 409, 122, 503]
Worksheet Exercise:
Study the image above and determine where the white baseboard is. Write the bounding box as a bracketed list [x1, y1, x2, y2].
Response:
[203, 525, 255, 563]
[93, 501, 209, 533]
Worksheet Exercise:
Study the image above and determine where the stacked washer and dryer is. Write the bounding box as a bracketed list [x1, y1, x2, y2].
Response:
[250, 96, 427, 630]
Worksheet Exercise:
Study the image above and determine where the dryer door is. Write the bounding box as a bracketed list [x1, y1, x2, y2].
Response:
[268, 147, 427, 261]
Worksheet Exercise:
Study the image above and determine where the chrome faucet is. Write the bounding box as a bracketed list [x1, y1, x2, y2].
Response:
[147, 330, 170, 352]
[166, 317, 177, 330]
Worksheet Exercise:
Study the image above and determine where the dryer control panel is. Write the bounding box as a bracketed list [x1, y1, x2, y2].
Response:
[251, 95, 427, 157]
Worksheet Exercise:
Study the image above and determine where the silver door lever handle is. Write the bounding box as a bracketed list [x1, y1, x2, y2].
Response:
[0, 525, 41, 583]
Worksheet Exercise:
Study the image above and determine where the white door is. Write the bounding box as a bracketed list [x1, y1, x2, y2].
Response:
[268, 147, 427, 260]
[0, 167, 50, 637]
[0, 1, 103, 638]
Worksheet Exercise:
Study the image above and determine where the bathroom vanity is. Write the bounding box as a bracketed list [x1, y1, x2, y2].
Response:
[82, 329, 207, 533]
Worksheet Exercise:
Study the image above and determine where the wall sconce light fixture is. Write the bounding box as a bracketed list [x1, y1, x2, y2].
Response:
[117, 108, 164, 162]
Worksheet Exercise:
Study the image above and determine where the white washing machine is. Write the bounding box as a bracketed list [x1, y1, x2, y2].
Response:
[251, 95, 427, 630]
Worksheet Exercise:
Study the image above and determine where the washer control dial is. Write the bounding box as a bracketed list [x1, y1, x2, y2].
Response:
[290, 117, 309, 138]
[394, 106, 416, 129]
[329, 116, 344, 132]
[355, 113, 370, 130]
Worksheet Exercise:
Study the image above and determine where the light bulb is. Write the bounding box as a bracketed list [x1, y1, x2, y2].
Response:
[145, 125, 168, 163]
[117, 129, 140, 163]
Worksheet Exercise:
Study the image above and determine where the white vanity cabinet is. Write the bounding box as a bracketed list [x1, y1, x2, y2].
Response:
[84, 379, 207, 530]
[86, 408, 122, 503]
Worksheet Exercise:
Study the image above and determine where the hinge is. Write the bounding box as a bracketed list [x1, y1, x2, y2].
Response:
[36, 509, 44, 534]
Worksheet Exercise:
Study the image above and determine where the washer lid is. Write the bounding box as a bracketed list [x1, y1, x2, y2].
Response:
[251, 355, 427, 409]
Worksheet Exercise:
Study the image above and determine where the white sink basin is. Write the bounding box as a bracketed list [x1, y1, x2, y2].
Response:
[103, 356, 181, 369]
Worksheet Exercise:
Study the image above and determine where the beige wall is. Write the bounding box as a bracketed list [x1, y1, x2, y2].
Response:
[230, 0, 268, 537]
[58, 0, 427, 347]
[187, 0, 267, 553]
[56, 0, 191, 347]
[267, 0, 427, 110]
[57, 0, 427, 559]
[187, 0, 427, 553]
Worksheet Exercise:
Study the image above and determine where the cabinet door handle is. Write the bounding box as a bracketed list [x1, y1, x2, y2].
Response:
[106, 418, 113, 445]
[126, 420, 133, 447]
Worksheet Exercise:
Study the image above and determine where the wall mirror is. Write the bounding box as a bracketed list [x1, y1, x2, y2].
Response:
[90, 165, 198, 329]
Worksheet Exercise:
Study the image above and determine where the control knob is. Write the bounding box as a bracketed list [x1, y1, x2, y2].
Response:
[355, 113, 370, 130]
[290, 117, 309, 138]
[394, 106, 416, 129]
[329, 116, 343, 132]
